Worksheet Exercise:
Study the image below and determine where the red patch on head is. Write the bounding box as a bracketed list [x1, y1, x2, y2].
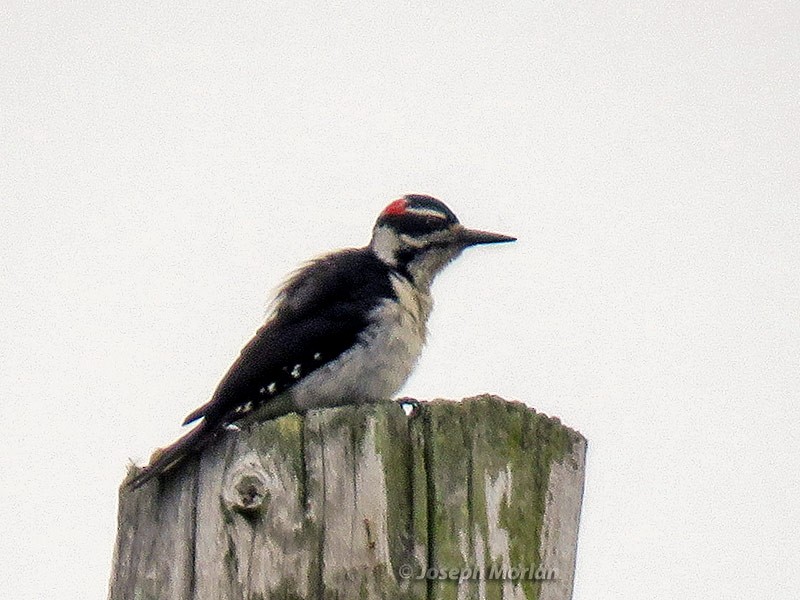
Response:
[382, 198, 408, 216]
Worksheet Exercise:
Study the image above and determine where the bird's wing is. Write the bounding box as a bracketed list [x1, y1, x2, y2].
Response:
[183, 248, 396, 425]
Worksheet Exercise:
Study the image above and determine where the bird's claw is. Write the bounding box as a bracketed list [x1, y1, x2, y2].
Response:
[396, 396, 422, 417]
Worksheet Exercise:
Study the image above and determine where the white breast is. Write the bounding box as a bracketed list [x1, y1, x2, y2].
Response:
[290, 273, 432, 410]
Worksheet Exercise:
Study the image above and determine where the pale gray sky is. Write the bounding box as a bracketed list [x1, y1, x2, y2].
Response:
[2, 2, 798, 599]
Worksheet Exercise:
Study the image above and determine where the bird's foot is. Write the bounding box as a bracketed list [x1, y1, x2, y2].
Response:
[395, 396, 422, 417]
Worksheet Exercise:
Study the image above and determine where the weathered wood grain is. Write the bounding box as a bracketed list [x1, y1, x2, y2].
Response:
[109, 396, 586, 600]
[109, 458, 198, 600]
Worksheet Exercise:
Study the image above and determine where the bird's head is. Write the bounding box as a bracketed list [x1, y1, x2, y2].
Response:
[369, 194, 516, 288]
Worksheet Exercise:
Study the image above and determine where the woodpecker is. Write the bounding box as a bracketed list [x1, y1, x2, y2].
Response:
[127, 194, 515, 489]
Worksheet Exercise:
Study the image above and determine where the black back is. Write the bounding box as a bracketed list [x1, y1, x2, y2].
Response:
[183, 248, 397, 425]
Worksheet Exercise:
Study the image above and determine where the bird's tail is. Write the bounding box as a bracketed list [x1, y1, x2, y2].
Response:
[124, 420, 217, 490]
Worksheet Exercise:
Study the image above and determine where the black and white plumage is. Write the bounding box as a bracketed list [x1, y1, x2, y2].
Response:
[127, 194, 515, 489]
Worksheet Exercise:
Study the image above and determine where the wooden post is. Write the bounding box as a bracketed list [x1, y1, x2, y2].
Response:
[109, 395, 586, 600]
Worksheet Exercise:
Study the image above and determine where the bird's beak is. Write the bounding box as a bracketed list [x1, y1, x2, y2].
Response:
[457, 227, 517, 247]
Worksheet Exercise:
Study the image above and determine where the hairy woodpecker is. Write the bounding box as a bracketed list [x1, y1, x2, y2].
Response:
[127, 194, 515, 489]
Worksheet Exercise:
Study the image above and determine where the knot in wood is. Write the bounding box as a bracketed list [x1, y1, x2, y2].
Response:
[223, 468, 269, 515]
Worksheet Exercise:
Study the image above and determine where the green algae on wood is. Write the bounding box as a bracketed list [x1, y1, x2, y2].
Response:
[111, 396, 585, 600]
